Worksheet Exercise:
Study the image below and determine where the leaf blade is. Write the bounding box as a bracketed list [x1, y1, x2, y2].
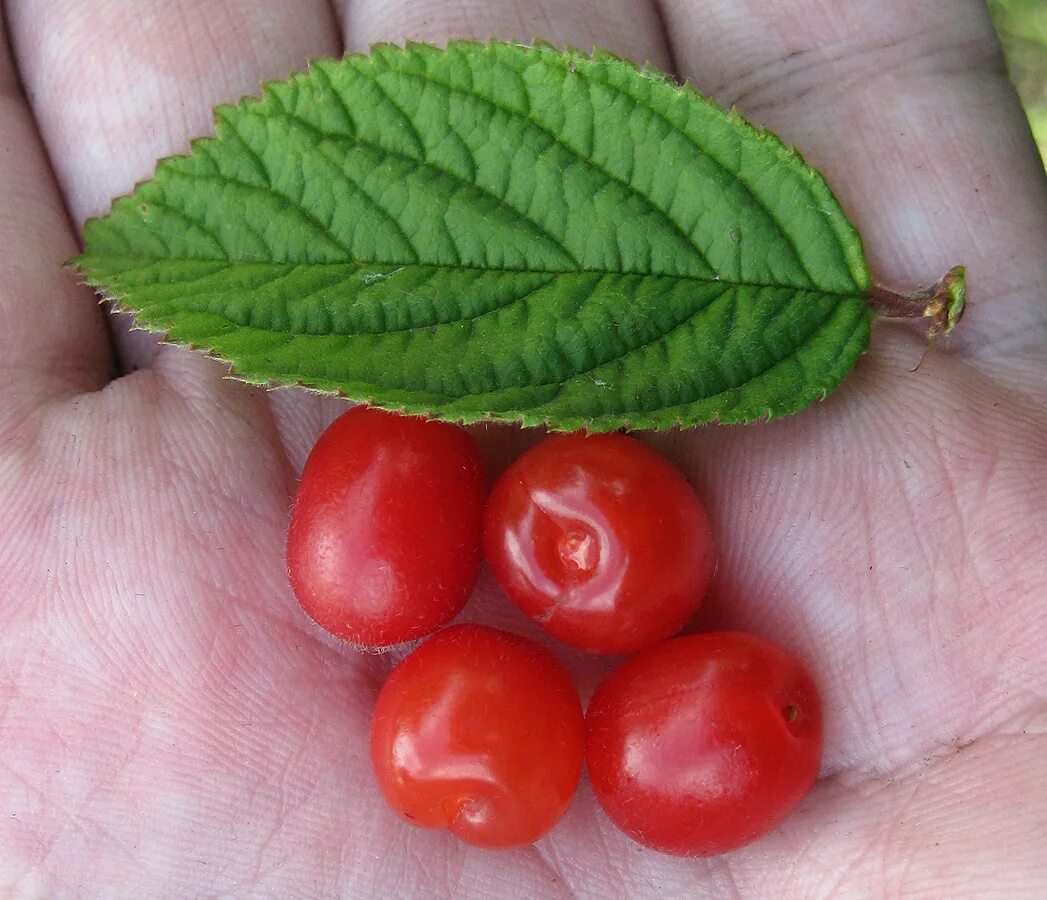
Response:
[75, 40, 872, 430]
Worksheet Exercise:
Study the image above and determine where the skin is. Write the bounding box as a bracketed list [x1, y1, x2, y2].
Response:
[0, 0, 1044, 896]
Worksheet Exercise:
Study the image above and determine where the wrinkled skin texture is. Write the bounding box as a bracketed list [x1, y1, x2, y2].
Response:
[0, 0, 1045, 896]
[484, 433, 715, 654]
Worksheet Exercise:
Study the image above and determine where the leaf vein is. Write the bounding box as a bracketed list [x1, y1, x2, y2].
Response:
[543, 290, 855, 406]
[349, 64, 427, 159]
[385, 64, 715, 276]
[576, 66, 823, 288]
[89, 256, 864, 295]
[135, 198, 229, 259]
[250, 101, 422, 262]
[277, 106, 579, 269]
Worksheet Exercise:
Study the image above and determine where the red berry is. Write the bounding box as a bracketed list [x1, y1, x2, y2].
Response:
[585, 631, 823, 856]
[482, 433, 714, 654]
[286, 407, 485, 647]
[369, 624, 585, 848]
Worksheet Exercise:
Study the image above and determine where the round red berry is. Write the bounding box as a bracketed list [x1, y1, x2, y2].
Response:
[370, 624, 585, 848]
[287, 406, 485, 647]
[483, 433, 714, 654]
[585, 631, 823, 856]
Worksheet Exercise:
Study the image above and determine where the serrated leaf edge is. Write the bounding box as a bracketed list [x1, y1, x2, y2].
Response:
[70, 39, 873, 432]
[76, 271, 868, 433]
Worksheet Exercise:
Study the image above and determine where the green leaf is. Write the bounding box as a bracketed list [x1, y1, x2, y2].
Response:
[74, 40, 872, 430]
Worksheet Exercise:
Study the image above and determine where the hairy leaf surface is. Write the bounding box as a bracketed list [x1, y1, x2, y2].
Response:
[75, 41, 872, 430]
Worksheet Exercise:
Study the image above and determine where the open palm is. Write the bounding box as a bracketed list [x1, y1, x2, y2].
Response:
[2, 0, 1045, 896]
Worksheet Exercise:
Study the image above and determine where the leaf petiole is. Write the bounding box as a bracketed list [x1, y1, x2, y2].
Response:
[865, 265, 966, 343]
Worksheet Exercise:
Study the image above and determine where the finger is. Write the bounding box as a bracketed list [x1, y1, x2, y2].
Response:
[657, 0, 1047, 363]
[0, 8, 111, 428]
[337, 0, 672, 65]
[7, 0, 341, 384]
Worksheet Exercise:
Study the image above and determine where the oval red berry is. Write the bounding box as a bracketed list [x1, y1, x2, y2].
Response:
[287, 406, 486, 647]
[483, 433, 714, 654]
[370, 624, 585, 848]
[585, 631, 823, 856]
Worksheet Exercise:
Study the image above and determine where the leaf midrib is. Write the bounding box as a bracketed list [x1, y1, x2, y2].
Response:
[83, 256, 866, 299]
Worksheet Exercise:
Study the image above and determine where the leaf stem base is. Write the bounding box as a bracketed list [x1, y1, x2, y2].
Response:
[866, 266, 966, 343]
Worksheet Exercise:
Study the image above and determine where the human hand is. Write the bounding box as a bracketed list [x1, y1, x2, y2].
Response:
[1, 0, 1045, 896]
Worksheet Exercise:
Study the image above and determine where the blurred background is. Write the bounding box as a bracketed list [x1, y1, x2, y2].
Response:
[990, 0, 1047, 164]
